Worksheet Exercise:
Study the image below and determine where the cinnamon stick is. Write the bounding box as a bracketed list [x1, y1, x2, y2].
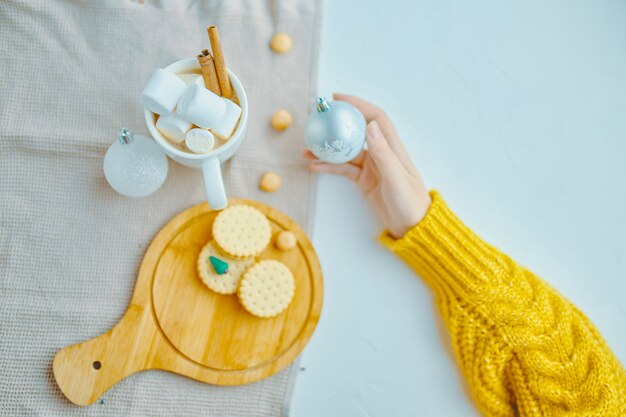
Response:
[207, 26, 232, 98]
[196, 49, 222, 95]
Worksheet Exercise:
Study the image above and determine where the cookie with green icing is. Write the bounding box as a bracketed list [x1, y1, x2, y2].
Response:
[197, 241, 254, 294]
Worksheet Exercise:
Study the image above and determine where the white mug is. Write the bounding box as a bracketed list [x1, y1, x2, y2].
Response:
[144, 58, 248, 210]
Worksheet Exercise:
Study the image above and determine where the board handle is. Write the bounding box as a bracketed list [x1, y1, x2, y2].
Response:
[53, 306, 147, 405]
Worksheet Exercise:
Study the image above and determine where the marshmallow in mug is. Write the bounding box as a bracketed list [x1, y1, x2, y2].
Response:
[211, 98, 242, 140]
[156, 113, 192, 144]
[141, 69, 187, 116]
[185, 128, 215, 154]
[176, 84, 226, 129]
[177, 73, 206, 87]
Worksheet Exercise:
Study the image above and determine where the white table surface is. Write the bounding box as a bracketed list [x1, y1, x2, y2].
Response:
[291, 0, 626, 415]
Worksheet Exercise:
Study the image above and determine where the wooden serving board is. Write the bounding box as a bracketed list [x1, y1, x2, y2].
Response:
[53, 199, 323, 406]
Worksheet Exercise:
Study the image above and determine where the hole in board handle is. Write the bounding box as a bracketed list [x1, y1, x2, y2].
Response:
[92, 361, 102, 370]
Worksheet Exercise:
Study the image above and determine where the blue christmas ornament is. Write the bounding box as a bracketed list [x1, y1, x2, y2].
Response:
[103, 128, 168, 198]
[304, 97, 366, 164]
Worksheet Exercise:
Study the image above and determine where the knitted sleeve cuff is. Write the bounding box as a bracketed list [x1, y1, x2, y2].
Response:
[380, 191, 512, 299]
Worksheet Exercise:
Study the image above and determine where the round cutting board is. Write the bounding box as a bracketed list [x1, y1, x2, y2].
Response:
[53, 199, 323, 406]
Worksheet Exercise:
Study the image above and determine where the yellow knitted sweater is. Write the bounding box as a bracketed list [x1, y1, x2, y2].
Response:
[381, 191, 626, 417]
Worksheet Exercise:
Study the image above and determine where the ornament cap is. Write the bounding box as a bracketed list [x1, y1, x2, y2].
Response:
[315, 97, 330, 113]
[119, 128, 135, 145]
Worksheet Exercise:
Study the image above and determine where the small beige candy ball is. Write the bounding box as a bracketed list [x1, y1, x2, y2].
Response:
[270, 32, 293, 53]
[271, 109, 292, 132]
[275, 231, 296, 251]
[259, 172, 282, 192]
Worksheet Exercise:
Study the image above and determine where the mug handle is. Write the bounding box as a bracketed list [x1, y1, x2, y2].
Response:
[202, 157, 227, 210]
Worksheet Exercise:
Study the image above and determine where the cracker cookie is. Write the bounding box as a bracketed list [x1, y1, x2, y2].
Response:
[238, 260, 295, 318]
[197, 241, 254, 294]
[212, 204, 272, 259]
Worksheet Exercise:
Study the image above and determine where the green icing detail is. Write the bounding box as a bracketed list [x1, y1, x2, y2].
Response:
[209, 256, 229, 275]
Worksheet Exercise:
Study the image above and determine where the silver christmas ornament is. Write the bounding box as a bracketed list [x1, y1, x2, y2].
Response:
[304, 97, 366, 164]
[103, 128, 168, 198]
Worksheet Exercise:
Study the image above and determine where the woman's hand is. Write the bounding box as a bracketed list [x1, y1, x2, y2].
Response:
[303, 93, 431, 239]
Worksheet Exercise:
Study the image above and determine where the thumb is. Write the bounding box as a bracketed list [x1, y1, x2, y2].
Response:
[366, 121, 403, 179]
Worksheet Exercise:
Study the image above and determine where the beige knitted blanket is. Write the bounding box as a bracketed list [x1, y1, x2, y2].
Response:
[0, 0, 321, 415]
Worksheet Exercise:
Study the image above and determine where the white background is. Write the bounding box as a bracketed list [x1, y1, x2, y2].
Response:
[292, 0, 626, 415]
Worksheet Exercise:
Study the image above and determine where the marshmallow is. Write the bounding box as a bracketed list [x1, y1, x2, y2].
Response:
[185, 128, 215, 154]
[156, 113, 192, 144]
[141, 69, 187, 116]
[176, 84, 225, 129]
[177, 73, 206, 87]
[211, 98, 242, 140]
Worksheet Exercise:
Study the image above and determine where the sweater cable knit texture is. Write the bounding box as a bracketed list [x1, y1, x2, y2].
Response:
[381, 191, 626, 417]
